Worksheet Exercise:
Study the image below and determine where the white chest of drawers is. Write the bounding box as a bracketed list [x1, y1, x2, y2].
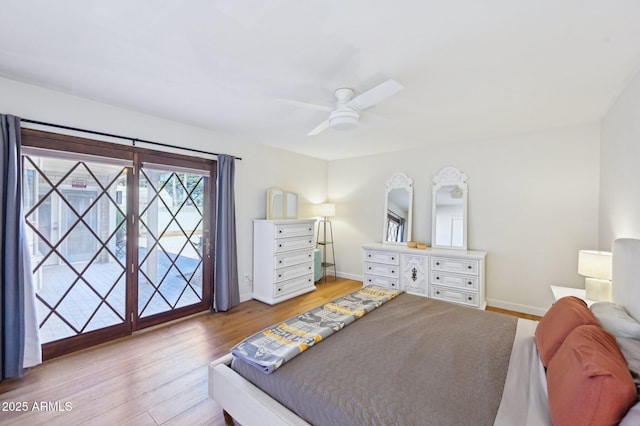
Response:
[362, 243, 486, 308]
[253, 219, 316, 305]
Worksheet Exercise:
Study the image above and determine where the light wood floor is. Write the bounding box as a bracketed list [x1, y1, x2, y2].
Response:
[0, 279, 539, 425]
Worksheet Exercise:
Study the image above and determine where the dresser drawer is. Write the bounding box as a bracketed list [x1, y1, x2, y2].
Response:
[274, 262, 313, 283]
[364, 250, 400, 265]
[430, 272, 478, 291]
[431, 256, 479, 275]
[431, 285, 478, 307]
[274, 236, 314, 253]
[275, 274, 314, 297]
[274, 250, 314, 268]
[364, 262, 399, 278]
[275, 222, 314, 238]
[363, 274, 400, 290]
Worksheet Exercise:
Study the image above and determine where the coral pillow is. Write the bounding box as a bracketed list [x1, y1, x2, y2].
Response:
[546, 325, 636, 426]
[535, 296, 600, 367]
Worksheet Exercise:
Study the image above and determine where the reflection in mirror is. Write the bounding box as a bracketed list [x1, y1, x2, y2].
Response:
[267, 187, 284, 219]
[383, 172, 413, 244]
[432, 167, 468, 250]
[285, 192, 298, 219]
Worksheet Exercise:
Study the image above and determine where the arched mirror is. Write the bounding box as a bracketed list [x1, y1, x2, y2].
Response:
[432, 167, 467, 250]
[383, 172, 413, 244]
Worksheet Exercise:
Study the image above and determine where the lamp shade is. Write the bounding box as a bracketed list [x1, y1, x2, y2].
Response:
[315, 203, 335, 217]
[578, 250, 612, 280]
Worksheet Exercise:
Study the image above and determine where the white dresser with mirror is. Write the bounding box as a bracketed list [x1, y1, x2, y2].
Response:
[364, 168, 487, 309]
[362, 243, 486, 308]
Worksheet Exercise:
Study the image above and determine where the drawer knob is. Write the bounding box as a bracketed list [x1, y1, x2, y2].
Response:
[308, 266, 311, 270]
[278, 274, 282, 278]
[278, 244, 283, 248]
[391, 270, 395, 274]
[436, 262, 440, 266]
[368, 266, 372, 270]
[467, 281, 472, 285]
[467, 265, 472, 269]
[391, 257, 395, 260]
[436, 290, 440, 295]
[436, 276, 440, 280]
[468, 296, 473, 301]
[368, 278, 372, 283]
[368, 254, 371, 258]
[278, 230, 282, 233]
[279, 260, 283, 264]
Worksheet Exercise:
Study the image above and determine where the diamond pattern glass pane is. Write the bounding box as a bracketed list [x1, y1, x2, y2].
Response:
[36, 263, 78, 306]
[38, 308, 76, 344]
[138, 167, 205, 318]
[56, 280, 102, 331]
[84, 248, 126, 297]
[85, 304, 123, 333]
[25, 153, 128, 344]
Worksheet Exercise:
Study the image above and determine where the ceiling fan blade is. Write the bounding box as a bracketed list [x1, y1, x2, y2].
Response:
[348, 79, 404, 111]
[307, 120, 330, 136]
[275, 98, 333, 112]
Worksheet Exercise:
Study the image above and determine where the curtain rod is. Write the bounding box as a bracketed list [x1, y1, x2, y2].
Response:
[21, 118, 242, 160]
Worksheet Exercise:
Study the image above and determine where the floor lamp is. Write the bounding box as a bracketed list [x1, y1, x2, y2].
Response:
[315, 203, 336, 282]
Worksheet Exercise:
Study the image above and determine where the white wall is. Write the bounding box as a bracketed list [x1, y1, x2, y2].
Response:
[0, 77, 329, 302]
[600, 70, 640, 250]
[329, 124, 601, 315]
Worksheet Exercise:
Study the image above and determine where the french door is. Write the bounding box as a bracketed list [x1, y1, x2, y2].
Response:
[135, 157, 212, 328]
[22, 130, 214, 359]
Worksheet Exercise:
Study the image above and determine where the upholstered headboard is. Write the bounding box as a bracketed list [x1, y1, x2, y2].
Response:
[612, 238, 640, 322]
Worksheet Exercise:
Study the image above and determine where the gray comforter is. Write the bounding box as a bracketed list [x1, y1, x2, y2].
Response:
[232, 293, 518, 426]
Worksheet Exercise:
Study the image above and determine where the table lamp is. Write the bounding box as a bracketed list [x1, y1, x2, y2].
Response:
[578, 250, 612, 302]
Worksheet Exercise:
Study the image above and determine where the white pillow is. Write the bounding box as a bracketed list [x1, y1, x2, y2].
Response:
[591, 302, 640, 339]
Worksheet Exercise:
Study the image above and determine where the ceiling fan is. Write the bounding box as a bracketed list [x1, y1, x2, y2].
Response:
[278, 79, 404, 136]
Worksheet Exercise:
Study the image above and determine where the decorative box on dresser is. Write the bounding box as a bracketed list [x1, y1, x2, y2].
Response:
[253, 219, 316, 305]
[362, 243, 487, 309]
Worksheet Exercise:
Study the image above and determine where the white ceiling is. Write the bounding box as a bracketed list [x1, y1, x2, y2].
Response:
[1, 1, 640, 161]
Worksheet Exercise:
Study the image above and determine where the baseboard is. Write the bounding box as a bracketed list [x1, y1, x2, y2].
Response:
[486, 298, 548, 317]
[336, 271, 363, 281]
[240, 291, 253, 303]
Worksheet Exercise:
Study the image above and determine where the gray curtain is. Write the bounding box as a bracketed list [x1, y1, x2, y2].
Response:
[1, 115, 26, 380]
[213, 154, 240, 311]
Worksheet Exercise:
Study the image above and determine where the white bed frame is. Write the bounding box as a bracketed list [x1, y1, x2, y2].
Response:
[208, 353, 309, 425]
[209, 238, 640, 426]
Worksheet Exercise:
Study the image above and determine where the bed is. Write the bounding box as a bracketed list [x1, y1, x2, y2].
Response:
[209, 238, 640, 425]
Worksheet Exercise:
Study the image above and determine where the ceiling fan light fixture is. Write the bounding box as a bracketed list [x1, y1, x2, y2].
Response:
[281, 79, 402, 135]
[329, 109, 359, 130]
